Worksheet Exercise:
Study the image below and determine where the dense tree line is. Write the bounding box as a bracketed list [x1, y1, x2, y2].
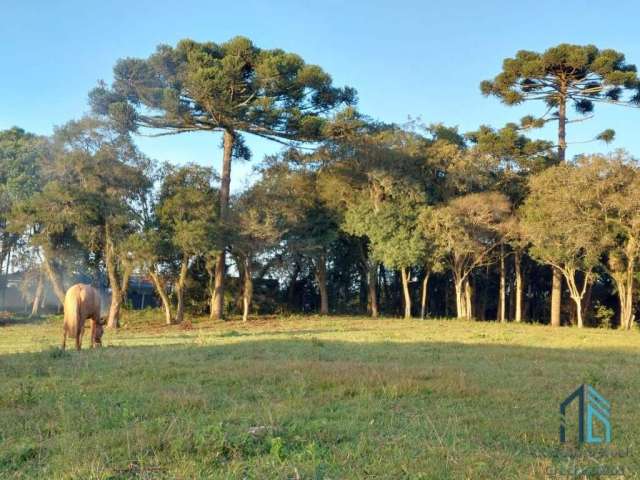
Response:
[1, 40, 640, 329]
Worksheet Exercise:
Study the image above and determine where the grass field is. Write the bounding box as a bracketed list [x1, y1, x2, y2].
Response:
[1, 311, 640, 479]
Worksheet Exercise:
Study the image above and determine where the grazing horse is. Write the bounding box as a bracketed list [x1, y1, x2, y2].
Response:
[62, 284, 104, 350]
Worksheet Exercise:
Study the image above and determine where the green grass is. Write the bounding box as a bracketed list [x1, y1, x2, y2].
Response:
[1, 311, 640, 479]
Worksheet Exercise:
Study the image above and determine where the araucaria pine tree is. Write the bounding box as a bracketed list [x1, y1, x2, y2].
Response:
[481, 44, 640, 327]
[89, 37, 355, 319]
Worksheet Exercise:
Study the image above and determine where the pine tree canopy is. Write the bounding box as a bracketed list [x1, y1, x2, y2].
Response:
[481, 44, 640, 116]
[89, 36, 357, 146]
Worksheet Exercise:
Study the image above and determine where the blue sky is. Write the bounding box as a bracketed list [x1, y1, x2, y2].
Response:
[2, 0, 640, 191]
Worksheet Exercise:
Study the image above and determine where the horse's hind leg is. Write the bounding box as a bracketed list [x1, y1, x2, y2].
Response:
[90, 320, 96, 348]
[75, 328, 83, 351]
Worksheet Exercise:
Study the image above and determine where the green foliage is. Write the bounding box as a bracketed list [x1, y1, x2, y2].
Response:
[423, 192, 511, 281]
[482, 44, 640, 154]
[345, 190, 426, 270]
[0, 128, 43, 208]
[520, 160, 609, 271]
[257, 160, 339, 260]
[481, 44, 640, 110]
[157, 163, 218, 257]
[89, 36, 356, 143]
[0, 128, 45, 264]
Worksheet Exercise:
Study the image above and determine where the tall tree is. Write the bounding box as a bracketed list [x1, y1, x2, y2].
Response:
[229, 185, 281, 322]
[0, 128, 44, 306]
[255, 158, 340, 315]
[520, 161, 608, 328]
[345, 182, 427, 319]
[89, 36, 355, 319]
[156, 164, 218, 325]
[51, 118, 152, 328]
[481, 44, 640, 327]
[127, 229, 174, 325]
[423, 192, 511, 319]
[575, 153, 640, 330]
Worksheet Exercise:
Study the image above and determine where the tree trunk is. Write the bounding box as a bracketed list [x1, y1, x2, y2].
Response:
[1, 244, 11, 308]
[549, 90, 567, 327]
[498, 244, 506, 322]
[464, 277, 473, 320]
[105, 226, 124, 329]
[613, 263, 635, 330]
[150, 271, 172, 325]
[558, 86, 567, 163]
[620, 279, 634, 330]
[42, 251, 65, 306]
[242, 256, 253, 322]
[368, 262, 379, 318]
[514, 249, 523, 323]
[205, 258, 216, 321]
[551, 268, 562, 327]
[315, 254, 329, 315]
[107, 285, 122, 329]
[570, 296, 584, 329]
[454, 278, 465, 319]
[420, 271, 430, 319]
[175, 257, 189, 324]
[30, 270, 44, 317]
[211, 129, 235, 320]
[562, 267, 591, 329]
[400, 267, 412, 319]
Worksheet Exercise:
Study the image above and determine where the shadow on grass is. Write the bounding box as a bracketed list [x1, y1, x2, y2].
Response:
[3, 333, 639, 388]
[0, 313, 49, 327]
[2, 334, 640, 478]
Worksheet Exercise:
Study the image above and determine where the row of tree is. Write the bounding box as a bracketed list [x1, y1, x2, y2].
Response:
[1, 39, 640, 329]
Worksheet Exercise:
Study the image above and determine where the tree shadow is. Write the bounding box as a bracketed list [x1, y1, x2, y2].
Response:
[2, 334, 640, 477]
[0, 313, 49, 327]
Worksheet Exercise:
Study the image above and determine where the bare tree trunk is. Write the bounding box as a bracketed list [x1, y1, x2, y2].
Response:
[105, 226, 124, 329]
[562, 268, 591, 329]
[315, 254, 329, 315]
[464, 277, 473, 320]
[368, 262, 379, 318]
[570, 296, 584, 329]
[150, 271, 172, 325]
[550, 90, 567, 328]
[175, 257, 189, 324]
[1, 244, 11, 308]
[613, 264, 635, 330]
[242, 256, 253, 322]
[42, 251, 65, 306]
[420, 271, 430, 319]
[30, 270, 44, 317]
[551, 268, 562, 327]
[498, 244, 506, 323]
[205, 257, 216, 321]
[107, 285, 122, 329]
[454, 279, 465, 319]
[212, 130, 235, 320]
[514, 249, 523, 323]
[400, 267, 412, 319]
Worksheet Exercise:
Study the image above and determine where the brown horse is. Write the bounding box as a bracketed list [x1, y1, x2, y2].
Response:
[62, 284, 105, 350]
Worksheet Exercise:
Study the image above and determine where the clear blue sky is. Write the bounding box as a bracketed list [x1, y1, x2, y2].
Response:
[2, 0, 640, 191]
